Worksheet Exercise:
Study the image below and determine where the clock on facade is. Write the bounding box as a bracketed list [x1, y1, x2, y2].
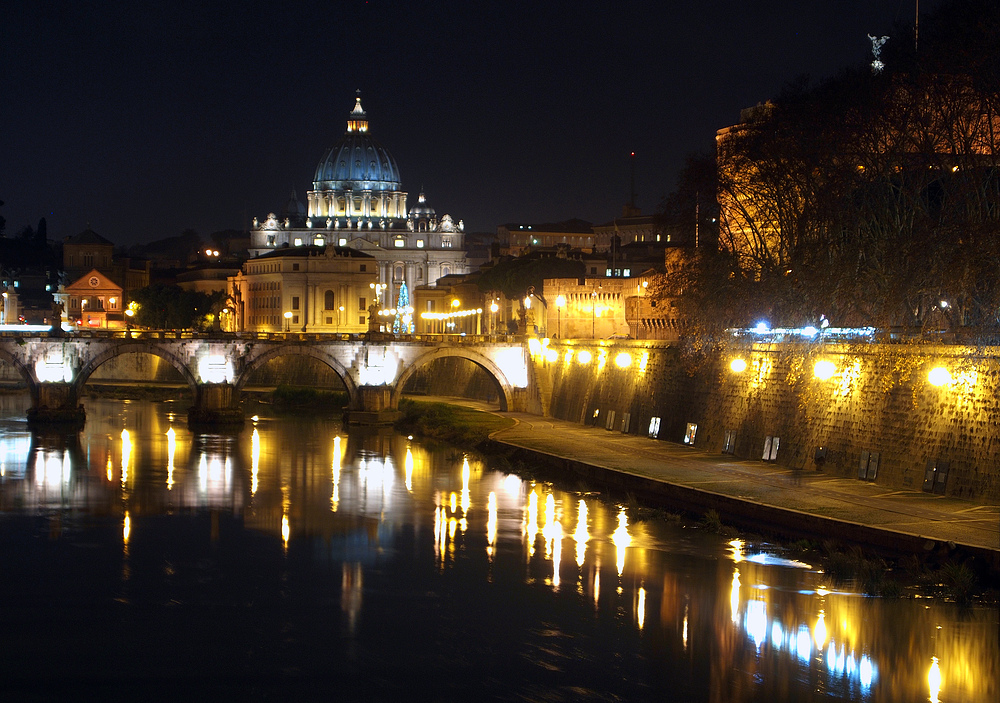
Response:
[89, 276, 100, 287]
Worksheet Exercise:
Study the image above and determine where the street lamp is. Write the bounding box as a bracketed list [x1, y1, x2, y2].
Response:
[283, 310, 292, 332]
[555, 294, 566, 339]
[490, 300, 499, 336]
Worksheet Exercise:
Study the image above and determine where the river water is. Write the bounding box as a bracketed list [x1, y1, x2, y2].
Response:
[0, 395, 996, 702]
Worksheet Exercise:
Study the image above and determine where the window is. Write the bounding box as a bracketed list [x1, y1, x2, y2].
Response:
[292, 263, 300, 271]
[325, 290, 335, 309]
[83, 254, 93, 267]
[358, 316, 366, 325]
[292, 297, 299, 310]
[293, 238, 303, 246]
[313, 237, 324, 246]
[358, 297, 366, 311]
[416, 239, 424, 248]
[292, 315, 299, 324]
[441, 265, 451, 277]
[326, 317, 333, 324]
[394, 238, 405, 248]
[360, 264, 366, 272]
[442, 237, 452, 248]
[339, 238, 347, 246]
[394, 265, 403, 280]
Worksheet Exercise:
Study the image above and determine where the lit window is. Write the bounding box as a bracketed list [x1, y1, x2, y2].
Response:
[394, 239, 405, 248]
[417, 239, 424, 248]
[624, 268, 631, 277]
[442, 237, 452, 248]
[339, 238, 347, 246]
[293, 238, 303, 246]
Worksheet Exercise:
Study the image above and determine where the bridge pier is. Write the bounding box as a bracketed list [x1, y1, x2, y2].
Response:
[188, 383, 245, 430]
[345, 386, 401, 425]
[27, 382, 86, 427]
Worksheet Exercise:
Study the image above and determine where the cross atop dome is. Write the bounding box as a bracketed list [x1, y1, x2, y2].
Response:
[347, 90, 368, 133]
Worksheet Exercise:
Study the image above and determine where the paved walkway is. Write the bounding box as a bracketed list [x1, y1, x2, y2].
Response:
[418, 397, 999, 556]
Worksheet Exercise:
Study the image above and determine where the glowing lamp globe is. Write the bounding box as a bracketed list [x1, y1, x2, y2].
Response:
[928, 367, 952, 387]
[730, 358, 747, 373]
[813, 360, 837, 380]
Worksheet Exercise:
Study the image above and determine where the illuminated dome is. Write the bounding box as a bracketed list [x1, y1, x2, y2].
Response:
[312, 96, 402, 192]
[408, 192, 435, 218]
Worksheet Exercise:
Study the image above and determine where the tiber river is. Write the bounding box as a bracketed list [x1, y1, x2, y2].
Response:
[0, 395, 996, 702]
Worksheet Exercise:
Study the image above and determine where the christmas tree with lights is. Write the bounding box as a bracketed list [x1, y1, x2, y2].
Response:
[393, 281, 414, 334]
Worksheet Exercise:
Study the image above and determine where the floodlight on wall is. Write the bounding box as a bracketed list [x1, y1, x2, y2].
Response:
[813, 360, 837, 380]
[928, 366, 952, 387]
[730, 358, 747, 373]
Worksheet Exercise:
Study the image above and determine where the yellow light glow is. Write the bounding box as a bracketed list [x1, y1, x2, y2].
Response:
[555, 294, 566, 308]
[120, 429, 131, 486]
[577, 350, 592, 365]
[574, 499, 589, 567]
[251, 428, 260, 496]
[814, 610, 828, 647]
[813, 360, 837, 380]
[928, 366, 952, 387]
[614, 352, 632, 368]
[123, 511, 131, 543]
[281, 514, 290, 549]
[487, 491, 497, 559]
[544, 348, 558, 363]
[598, 349, 608, 371]
[166, 427, 175, 490]
[730, 568, 741, 622]
[928, 656, 941, 703]
[638, 351, 648, 372]
[730, 358, 747, 373]
[404, 446, 414, 492]
[331, 436, 341, 509]
[612, 509, 631, 576]
[637, 587, 646, 629]
[528, 338, 542, 356]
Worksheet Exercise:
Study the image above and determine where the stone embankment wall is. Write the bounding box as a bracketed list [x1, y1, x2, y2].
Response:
[531, 340, 999, 502]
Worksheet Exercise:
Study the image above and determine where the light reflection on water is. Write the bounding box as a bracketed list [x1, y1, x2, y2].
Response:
[0, 396, 996, 701]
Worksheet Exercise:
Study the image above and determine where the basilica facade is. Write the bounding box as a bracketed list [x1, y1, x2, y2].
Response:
[245, 95, 468, 320]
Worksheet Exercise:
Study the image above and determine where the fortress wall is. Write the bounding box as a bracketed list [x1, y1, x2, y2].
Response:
[532, 340, 999, 501]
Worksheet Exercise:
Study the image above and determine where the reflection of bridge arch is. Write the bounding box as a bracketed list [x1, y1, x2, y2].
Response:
[74, 342, 200, 398]
[393, 347, 512, 412]
[236, 345, 357, 404]
[0, 347, 35, 393]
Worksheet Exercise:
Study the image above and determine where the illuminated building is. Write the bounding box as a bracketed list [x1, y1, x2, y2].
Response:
[248, 94, 468, 310]
[228, 246, 377, 333]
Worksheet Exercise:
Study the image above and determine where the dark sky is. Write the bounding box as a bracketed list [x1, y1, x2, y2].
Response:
[3, 0, 935, 246]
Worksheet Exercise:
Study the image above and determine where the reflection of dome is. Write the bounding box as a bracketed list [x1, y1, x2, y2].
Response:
[408, 192, 435, 218]
[313, 97, 401, 192]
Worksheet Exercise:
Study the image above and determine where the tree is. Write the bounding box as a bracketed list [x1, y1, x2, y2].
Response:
[477, 254, 585, 301]
[130, 284, 217, 330]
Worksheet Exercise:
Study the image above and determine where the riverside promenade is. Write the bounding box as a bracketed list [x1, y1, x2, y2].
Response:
[482, 408, 999, 568]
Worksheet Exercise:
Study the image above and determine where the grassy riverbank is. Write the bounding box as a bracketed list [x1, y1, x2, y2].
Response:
[394, 398, 515, 448]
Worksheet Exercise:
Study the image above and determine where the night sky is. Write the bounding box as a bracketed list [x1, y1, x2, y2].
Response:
[4, 0, 937, 247]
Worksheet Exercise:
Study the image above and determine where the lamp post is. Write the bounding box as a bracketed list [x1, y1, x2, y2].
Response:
[555, 294, 565, 339]
[490, 300, 499, 336]
[283, 310, 292, 332]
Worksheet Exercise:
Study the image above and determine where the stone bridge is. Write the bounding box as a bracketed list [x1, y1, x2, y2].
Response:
[0, 331, 533, 427]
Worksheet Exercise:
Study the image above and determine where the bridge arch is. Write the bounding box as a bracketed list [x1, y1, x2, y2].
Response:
[235, 345, 357, 403]
[393, 347, 512, 412]
[0, 346, 38, 395]
[73, 341, 200, 398]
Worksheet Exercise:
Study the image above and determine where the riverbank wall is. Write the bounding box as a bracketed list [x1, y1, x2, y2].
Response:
[527, 340, 999, 502]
